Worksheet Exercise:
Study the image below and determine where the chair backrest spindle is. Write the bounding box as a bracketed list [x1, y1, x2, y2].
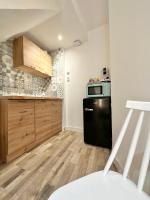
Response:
[104, 109, 133, 175]
[123, 111, 144, 179]
[104, 100, 150, 192]
[138, 130, 150, 191]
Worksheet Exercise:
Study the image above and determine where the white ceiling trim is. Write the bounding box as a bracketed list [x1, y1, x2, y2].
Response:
[0, 0, 60, 10]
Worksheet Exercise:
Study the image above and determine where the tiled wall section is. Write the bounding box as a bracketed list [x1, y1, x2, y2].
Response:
[0, 40, 64, 97]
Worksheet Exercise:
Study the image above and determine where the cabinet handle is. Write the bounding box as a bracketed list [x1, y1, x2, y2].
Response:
[20, 110, 27, 113]
[84, 108, 93, 112]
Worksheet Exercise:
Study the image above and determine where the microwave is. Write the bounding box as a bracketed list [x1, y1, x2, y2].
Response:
[87, 82, 111, 97]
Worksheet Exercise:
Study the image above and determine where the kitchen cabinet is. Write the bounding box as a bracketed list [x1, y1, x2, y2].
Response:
[35, 100, 52, 143]
[50, 100, 62, 134]
[0, 97, 62, 163]
[13, 36, 52, 77]
[35, 100, 62, 144]
[7, 100, 35, 161]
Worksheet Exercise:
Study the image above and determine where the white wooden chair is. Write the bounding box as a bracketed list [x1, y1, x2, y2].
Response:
[48, 100, 150, 200]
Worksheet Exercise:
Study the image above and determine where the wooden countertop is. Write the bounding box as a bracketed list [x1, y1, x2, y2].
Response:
[0, 96, 63, 100]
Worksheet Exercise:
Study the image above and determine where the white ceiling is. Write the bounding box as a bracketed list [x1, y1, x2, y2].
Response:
[0, 10, 58, 42]
[26, 0, 88, 50]
[0, 0, 108, 51]
[75, 0, 108, 30]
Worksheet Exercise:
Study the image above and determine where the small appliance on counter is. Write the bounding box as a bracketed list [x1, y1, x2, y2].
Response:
[86, 67, 111, 98]
[87, 82, 111, 98]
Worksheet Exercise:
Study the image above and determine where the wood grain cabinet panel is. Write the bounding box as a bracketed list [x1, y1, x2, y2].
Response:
[50, 101, 62, 134]
[35, 100, 62, 144]
[0, 98, 62, 163]
[7, 100, 35, 156]
[13, 36, 52, 77]
[35, 100, 52, 142]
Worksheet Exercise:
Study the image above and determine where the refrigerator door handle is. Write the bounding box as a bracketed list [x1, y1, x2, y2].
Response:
[85, 108, 94, 112]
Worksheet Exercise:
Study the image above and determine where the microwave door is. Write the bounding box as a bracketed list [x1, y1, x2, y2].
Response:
[88, 85, 103, 96]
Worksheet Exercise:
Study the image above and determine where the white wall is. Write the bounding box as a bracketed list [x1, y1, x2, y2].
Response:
[109, 0, 150, 194]
[64, 24, 109, 132]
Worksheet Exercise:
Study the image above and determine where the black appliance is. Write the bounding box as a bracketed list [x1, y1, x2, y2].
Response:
[83, 97, 112, 149]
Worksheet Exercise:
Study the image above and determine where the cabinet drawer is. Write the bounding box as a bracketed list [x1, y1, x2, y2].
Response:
[8, 100, 34, 130]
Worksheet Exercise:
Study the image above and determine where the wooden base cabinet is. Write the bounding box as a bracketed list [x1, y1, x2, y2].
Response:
[0, 98, 62, 163]
[35, 100, 62, 144]
[7, 100, 35, 162]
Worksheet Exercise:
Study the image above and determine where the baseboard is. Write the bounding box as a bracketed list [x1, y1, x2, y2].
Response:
[114, 157, 123, 173]
[64, 126, 83, 133]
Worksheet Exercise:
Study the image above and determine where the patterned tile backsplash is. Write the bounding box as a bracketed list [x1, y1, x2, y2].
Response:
[0, 40, 65, 98]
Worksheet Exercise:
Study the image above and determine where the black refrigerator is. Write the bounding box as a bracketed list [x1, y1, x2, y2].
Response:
[83, 97, 112, 149]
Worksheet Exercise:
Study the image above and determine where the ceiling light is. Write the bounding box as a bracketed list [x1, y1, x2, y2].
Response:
[58, 35, 63, 41]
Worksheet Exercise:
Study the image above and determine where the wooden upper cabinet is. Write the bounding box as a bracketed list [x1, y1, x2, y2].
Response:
[13, 36, 52, 77]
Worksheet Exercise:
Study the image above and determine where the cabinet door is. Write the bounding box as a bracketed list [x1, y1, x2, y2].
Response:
[23, 36, 52, 76]
[23, 36, 41, 69]
[14, 36, 52, 77]
[35, 100, 62, 144]
[7, 100, 35, 157]
[50, 100, 62, 134]
[35, 100, 52, 143]
[39, 50, 52, 76]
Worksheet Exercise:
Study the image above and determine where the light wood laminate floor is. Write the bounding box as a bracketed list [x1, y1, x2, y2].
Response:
[0, 131, 112, 200]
